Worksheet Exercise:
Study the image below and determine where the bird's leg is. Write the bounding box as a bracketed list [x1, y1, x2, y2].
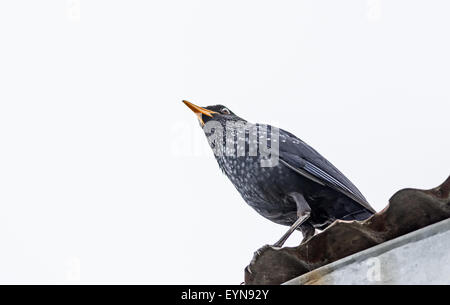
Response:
[299, 222, 315, 244]
[273, 192, 311, 247]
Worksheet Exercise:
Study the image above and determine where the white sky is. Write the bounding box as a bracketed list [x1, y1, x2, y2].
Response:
[0, 0, 449, 284]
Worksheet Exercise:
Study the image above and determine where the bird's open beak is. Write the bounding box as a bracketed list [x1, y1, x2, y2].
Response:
[182, 100, 217, 126]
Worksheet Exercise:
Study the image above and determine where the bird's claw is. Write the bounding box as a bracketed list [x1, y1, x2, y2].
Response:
[254, 244, 274, 257]
[255, 244, 270, 256]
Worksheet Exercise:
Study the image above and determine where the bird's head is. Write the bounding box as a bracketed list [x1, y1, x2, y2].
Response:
[182, 100, 245, 127]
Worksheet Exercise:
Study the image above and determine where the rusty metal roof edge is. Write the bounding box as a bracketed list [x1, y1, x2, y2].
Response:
[283, 217, 450, 285]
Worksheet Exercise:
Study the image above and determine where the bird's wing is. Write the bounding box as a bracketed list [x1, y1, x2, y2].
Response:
[277, 129, 376, 213]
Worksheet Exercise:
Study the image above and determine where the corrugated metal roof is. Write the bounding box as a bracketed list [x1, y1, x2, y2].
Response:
[244, 175, 450, 285]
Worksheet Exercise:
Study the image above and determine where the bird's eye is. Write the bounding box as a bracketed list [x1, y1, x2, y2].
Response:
[221, 108, 230, 115]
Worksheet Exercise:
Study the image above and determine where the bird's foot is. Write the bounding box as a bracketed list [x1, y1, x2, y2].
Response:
[254, 244, 273, 257]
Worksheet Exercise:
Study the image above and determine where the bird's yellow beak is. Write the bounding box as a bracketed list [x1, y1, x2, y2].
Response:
[182, 100, 217, 126]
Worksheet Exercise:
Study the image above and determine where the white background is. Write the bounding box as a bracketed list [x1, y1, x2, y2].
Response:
[0, 0, 448, 284]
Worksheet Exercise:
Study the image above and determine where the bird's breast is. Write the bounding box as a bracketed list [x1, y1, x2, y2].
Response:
[217, 155, 297, 209]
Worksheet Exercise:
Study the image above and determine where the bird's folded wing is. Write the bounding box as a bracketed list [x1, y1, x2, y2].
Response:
[278, 130, 375, 213]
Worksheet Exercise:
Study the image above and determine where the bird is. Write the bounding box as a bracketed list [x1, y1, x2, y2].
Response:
[182, 100, 376, 247]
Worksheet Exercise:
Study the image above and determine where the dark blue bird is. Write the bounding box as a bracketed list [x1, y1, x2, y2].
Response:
[183, 100, 375, 246]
